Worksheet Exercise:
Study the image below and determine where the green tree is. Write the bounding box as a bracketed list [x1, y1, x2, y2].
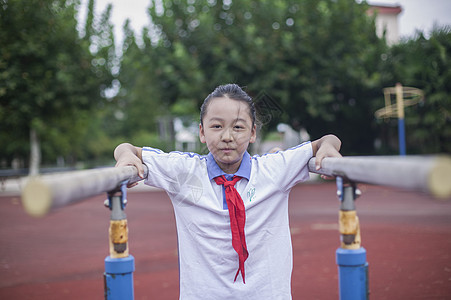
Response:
[383, 28, 451, 153]
[0, 0, 115, 172]
[116, 0, 386, 154]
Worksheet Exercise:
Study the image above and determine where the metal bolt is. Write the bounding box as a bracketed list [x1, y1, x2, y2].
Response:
[355, 188, 362, 197]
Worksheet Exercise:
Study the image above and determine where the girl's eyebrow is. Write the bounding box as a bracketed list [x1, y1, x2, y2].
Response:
[208, 117, 246, 122]
[207, 117, 250, 126]
[208, 117, 248, 123]
[207, 117, 224, 123]
[233, 118, 247, 124]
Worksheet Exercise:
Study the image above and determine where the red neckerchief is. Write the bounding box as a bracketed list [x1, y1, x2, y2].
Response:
[214, 175, 249, 283]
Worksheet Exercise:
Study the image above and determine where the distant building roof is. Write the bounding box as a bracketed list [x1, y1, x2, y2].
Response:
[367, 4, 402, 16]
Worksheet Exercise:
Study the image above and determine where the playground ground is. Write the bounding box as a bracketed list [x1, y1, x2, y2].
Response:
[1, 181, 450, 299]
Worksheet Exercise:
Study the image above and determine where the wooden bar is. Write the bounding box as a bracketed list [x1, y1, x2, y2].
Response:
[22, 165, 146, 217]
[308, 155, 451, 198]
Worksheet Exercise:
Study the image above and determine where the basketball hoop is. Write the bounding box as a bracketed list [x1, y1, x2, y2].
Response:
[375, 83, 424, 156]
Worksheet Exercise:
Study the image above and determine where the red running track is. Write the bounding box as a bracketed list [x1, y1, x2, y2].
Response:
[1, 182, 450, 299]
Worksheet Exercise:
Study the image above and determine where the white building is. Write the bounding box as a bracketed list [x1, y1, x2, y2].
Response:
[173, 117, 199, 152]
[367, 4, 402, 45]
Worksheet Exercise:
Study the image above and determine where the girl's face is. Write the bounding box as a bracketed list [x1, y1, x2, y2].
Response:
[199, 97, 256, 174]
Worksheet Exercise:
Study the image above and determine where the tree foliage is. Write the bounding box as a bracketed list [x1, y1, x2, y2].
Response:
[117, 0, 387, 154]
[0, 0, 114, 169]
[382, 28, 451, 153]
[1, 0, 449, 170]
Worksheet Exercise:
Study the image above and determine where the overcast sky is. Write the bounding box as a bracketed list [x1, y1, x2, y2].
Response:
[79, 0, 451, 45]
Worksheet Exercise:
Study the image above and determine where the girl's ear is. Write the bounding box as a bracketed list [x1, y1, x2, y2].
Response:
[249, 124, 257, 144]
[199, 123, 206, 143]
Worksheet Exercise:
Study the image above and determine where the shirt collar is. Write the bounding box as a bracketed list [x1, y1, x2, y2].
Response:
[207, 151, 252, 181]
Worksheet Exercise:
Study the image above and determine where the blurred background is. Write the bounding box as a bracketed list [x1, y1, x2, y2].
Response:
[1, 2, 451, 299]
[1, 0, 450, 175]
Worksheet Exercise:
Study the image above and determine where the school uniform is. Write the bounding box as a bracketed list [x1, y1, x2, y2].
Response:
[142, 142, 313, 300]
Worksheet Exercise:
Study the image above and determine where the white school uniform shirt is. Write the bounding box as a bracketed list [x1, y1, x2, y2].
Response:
[142, 142, 313, 300]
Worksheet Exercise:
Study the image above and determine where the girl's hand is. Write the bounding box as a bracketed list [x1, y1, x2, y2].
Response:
[315, 143, 342, 180]
[311, 135, 342, 180]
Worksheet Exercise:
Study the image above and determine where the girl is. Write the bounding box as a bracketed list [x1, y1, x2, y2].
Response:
[114, 83, 341, 299]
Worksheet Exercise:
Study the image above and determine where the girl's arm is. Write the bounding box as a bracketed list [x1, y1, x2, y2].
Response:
[114, 143, 144, 179]
[311, 134, 342, 171]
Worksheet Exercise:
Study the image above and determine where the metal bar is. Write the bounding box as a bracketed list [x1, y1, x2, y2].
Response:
[308, 155, 451, 198]
[104, 255, 135, 300]
[335, 177, 369, 300]
[21, 154, 451, 217]
[21, 165, 147, 217]
[336, 248, 368, 300]
[396, 83, 406, 155]
[398, 118, 406, 156]
[108, 190, 129, 258]
[104, 182, 135, 300]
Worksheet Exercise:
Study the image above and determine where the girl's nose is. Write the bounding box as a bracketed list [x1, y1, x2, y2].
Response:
[221, 128, 233, 142]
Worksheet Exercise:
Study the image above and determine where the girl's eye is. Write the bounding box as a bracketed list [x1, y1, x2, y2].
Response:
[212, 125, 221, 129]
[234, 125, 244, 130]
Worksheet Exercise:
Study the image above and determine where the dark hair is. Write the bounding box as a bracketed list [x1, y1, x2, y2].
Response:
[200, 83, 257, 127]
